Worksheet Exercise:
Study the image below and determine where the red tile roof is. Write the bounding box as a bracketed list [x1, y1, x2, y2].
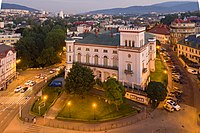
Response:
[148, 24, 170, 35]
[173, 18, 191, 23]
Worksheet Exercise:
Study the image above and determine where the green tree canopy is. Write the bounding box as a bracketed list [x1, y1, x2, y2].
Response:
[65, 63, 95, 97]
[103, 78, 125, 111]
[147, 81, 168, 102]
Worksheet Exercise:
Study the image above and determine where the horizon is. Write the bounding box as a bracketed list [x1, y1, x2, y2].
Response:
[2, 0, 197, 14]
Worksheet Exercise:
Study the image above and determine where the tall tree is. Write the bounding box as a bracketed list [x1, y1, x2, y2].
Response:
[147, 81, 167, 103]
[65, 63, 95, 97]
[103, 78, 125, 111]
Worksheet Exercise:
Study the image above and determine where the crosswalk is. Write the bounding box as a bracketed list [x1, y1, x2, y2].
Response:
[0, 96, 30, 105]
[23, 124, 42, 133]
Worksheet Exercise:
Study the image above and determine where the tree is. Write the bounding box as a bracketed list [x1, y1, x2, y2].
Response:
[147, 81, 168, 104]
[65, 63, 95, 97]
[103, 78, 125, 111]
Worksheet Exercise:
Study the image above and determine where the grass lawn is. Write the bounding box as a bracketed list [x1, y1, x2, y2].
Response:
[150, 54, 168, 86]
[31, 86, 62, 116]
[57, 95, 138, 122]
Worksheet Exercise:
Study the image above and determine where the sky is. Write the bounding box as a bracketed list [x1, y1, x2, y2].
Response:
[2, 0, 198, 14]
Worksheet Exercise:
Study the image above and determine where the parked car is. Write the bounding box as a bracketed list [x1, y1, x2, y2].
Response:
[29, 81, 36, 86]
[25, 80, 32, 86]
[166, 100, 181, 111]
[188, 69, 198, 75]
[163, 103, 175, 112]
[14, 86, 22, 93]
[49, 70, 56, 74]
[21, 87, 29, 93]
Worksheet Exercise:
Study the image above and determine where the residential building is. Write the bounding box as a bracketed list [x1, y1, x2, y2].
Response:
[148, 24, 170, 44]
[0, 33, 21, 45]
[65, 27, 156, 90]
[177, 34, 200, 64]
[170, 18, 195, 50]
[77, 24, 92, 34]
[0, 44, 16, 90]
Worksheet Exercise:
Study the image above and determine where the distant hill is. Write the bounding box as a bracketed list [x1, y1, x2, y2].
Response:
[87, 1, 199, 15]
[1, 3, 38, 12]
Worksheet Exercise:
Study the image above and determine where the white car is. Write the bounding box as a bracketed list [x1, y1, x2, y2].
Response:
[25, 80, 32, 86]
[163, 103, 175, 112]
[188, 69, 198, 75]
[14, 86, 22, 93]
[166, 100, 181, 111]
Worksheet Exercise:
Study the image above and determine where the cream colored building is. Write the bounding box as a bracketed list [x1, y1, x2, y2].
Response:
[0, 33, 21, 45]
[65, 27, 156, 90]
[177, 34, 200, 64]
[0, 44, 16, 90]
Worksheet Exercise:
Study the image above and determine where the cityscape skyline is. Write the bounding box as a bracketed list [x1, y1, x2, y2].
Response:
[3, 0, 197, 13]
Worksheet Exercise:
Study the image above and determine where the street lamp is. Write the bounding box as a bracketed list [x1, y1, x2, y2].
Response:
[164, 70, 168, 74]
[16, 59, 21, 64]
[92, 103, 96, 120]
[67, 101, 71, 118]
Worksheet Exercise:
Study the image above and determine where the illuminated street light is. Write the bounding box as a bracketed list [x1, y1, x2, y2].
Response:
[164, 70, 168, 74]
[92, 103, 96, 120]
[67, 101, 71, 118]
[16, 59, 21, 64]
[156, 46, 160, 49]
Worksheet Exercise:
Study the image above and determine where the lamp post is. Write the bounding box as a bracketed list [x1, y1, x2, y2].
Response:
[43, 95, 48, 107]
[67, 101, 71, 118]
[92, 103, 96, 120]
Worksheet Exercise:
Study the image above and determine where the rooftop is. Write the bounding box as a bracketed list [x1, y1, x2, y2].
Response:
[178, 34, 200, 50]
[148, 24, 170, 35]
[0, 44, 15, 58]
[67, 28, 154, 47]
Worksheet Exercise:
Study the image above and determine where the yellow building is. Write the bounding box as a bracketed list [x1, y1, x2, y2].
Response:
[177, 34, 200, 64]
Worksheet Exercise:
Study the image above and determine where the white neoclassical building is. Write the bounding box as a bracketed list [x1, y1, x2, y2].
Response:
[65, 27, 156, 90]
[0, 44, 17, 90]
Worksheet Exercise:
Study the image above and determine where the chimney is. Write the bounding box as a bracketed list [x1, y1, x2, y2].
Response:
[110, 32, 113, 38]
[95, 31, 98, 38]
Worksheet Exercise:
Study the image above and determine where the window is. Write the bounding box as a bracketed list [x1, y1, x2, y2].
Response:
[128, 54, 131, 58]
[69, 46, 71, 52]
[94, 49, 98, 52]
[125, 40, 127, 46]
[140, 39, 143, 46]
[150, 46, 152, 50]
[94, 55, 99, 65]
[86, 48, 90, 51]
[77, 47, 81, 50]
[113, 51, 117, 54]
[132, 41, 135, 47]
[113, 56, 118, 67]
[129, 40, 131, 47]
[127, 64, 131, 71]
[69, 56, 71, 62]
[77, 53, 81, 62]
[103, 50, 108, 53]
[103, 56, 108, 66]
[86, 54, 90, 64]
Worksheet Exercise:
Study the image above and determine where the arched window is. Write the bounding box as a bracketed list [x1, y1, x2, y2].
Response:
[127, 64, 131, 71]
[69, 46, 71, 52]
[69, 56, 71, 62]
[86, 54, 90, 64]
[94, 55, 99, 65]
[132, 41, 135, 47]
[113, 56, 118, 67]
[77, 53, 81, 62]
[125, 40, 127, 46]
[129, 40, 131, 47]
[140, 39, 143, 46]
[103, 56, 108, 66]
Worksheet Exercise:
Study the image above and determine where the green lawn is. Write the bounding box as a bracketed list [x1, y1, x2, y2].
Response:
[57, 95, 138, 122]
[150, 54, 168, 86]
[31, 86, 62, 116]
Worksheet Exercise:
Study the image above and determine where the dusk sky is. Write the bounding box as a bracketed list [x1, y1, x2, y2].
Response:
[3, 0, 198, 13]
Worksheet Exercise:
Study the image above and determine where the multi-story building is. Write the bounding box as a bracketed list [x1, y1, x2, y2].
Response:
[0, 33, 21, 45]
[170, 18, 195, 50]
[65, 27, 156, 90]
[0, 44, 16, 90]
[177, 34, 200, 64]
[148, 24, 170, 44]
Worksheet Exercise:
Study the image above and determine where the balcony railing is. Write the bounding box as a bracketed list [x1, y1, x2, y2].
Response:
[76, 62, 118, 70]
[124, 69, 133, 75]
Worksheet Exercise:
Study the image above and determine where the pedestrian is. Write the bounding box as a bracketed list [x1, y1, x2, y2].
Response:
[33, 117, 36, 124]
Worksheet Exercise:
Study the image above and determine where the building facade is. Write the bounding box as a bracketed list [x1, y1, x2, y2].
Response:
[65, 27, 156, 90]
[0, 44, 17, 90]
[170, 19, 195, 50]
[177, 34, 200, 64]
[0, 33, 21, 45]
[148, 24, 170, 44]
